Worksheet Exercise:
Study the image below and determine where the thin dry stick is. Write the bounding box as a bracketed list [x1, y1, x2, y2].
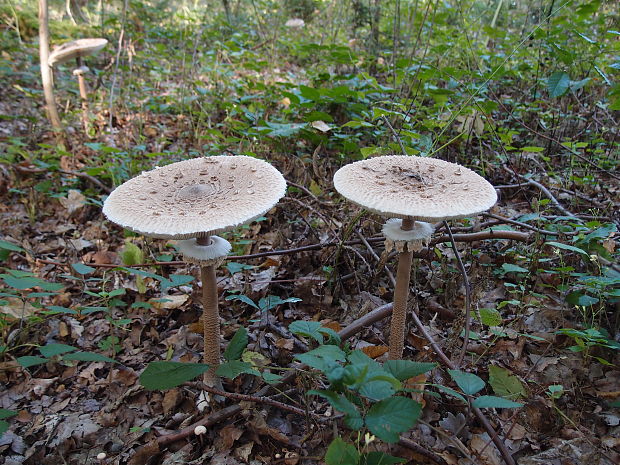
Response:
[443, 221, 471, 367]
[36, 230, 532, 271]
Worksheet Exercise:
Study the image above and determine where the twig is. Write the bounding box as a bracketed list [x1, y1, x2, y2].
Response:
[398, 437, 450, 465]
[481, 213, 560, 236]
[37, 230, 531, 271]
[286, 179, 334, 206]
[382, 115, 408, 156]
[502, 166, 580, 220]
[356, 231, 396, 287]
[444, 221, 471, 368]
[185, 382, 310, 418]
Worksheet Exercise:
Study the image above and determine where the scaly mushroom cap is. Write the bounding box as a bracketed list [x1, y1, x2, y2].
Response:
[102, 156, 287, 239]
[48, 38, 108, 67]
[333, 155, 497, 221]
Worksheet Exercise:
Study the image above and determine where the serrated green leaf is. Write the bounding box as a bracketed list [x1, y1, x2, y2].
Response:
[325, 437, 360, 465]
[448, 369, 485, 396]
[472, 395, 523, 408]
[296, 345, 346, 372]
[547, 71, 570, 97]
[63, 352, 117, 363]
[71, 263, 96, 275]
[488, 365, 525, 400]
[359, 380, 396, 401]
[289, 320, 324, 343]
[223, 327, 248, 361]
[310, 390, 363, 429]
[39, 343, 77, 358]
[366, 397, 421, 443]
[140, 361, 210, 390]
[17, 356, 50, 368]
[383, 360, 436, 381]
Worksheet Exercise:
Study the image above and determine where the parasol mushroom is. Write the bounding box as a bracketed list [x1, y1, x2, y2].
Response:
[333, 155, 497, 360]
[48, 38, 107, 133]
[102, 156, 287, 386]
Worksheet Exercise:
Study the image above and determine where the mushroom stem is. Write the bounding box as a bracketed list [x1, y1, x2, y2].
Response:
[201, 263, 222, 388]
[73, 64, 90, 133]
[388, 216, 415, 360]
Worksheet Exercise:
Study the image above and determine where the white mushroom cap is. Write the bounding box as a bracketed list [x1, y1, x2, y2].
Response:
[102, 156, 287, 239]
[48, 38, 108, 67]
[333, 155, 497, 222]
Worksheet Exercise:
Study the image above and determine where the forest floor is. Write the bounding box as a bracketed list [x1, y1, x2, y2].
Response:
[1, 9, 620, 465]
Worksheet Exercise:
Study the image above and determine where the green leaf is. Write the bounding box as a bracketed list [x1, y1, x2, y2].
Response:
[17, 356, 50, 368]
[361, 452, 407, 465]
[63, 352, 117, 363]
[545, 241, 588, 256]
[359, 380, 396, 401]
[258, 296, 302, 312]
[501, 263, 529, 273]
[0, 409, 18, 420]
[1, 275, 62, 291]
[223, 327, 248, 361]
[547, 72, 570, 98]
[366, 397, 421, 443]
[296, 345, 346, 372]
[0, 420, 8, 436]
[289, 320, 324, 343]
[478, 308, 503, 327]
[225, 262, 255, 274]
[0, 240, 24, 252]
[120, 241, 144, 266]
[325, 437, 359, 465]
[261, 372, 282, 384]
[448, 369, 485, 396]
[225, 294, 259, 309]
[140, 361, 210, 390]
[71, 263, 96, 275]
[310, 390, 363, 429]
[39, 343, 77, 358]
[488, 365, 526, 400]
[472, 395, 523, 409]
[216, 361, 259, 379]
[383, 360, 436, 381]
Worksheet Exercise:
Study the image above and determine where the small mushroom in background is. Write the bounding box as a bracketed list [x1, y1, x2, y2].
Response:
[102, 156, 287, 387]
[48, 38, 108, 133]
[333, 155, 497, 360]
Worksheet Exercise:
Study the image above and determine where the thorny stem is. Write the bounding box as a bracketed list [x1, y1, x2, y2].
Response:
[388, 216, 414, 360]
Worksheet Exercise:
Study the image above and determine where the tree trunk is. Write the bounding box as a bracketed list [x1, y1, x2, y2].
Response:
[39, 0, 66, 143]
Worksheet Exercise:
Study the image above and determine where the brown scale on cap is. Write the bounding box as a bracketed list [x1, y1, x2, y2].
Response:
[102, 156, 287, 239]
[333, 155, 497, 222]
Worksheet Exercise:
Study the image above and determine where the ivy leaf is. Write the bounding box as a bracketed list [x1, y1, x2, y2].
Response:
[366, 397, 421, 443]
[448, 369, 485, 396]
[223, 327, 248, 362]
[488, 365, 525, 400]
[325, 437, 360, 465]
[547, 71, 570, 97]
[140, 361, 210, 390]
[472, 395, 523, 409]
